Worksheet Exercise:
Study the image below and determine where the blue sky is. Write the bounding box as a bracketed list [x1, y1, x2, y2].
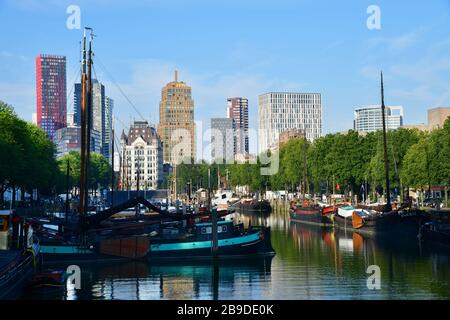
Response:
[1, 0, 450, 157]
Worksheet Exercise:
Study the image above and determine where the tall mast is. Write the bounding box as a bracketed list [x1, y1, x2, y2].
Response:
[79, 29, 87, 220]
[111, 117, 115, 208]
[381, 72, 392, 211]
[85, 28, 93, 216]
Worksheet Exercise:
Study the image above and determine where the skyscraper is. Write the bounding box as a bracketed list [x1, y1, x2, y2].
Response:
[73, 79, 113, 162]
[36, 54, 67, 138]
[103, 97, 114, 162]
[258, 92, 322, 152]
[211, 118, 235, 163]
[354, 105, 403, 133]
[158, 70, 196, 165]
[91, 79, 105, 138]
[227, 97, 249, 157]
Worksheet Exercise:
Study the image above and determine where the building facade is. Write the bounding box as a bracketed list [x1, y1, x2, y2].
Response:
[427, 107, 450, 130]
[120, 121, 163, 190]
[227, 97, 249, 157]
[158, 71, 196, 165]
[36, 54, 67, 139]
[211, 118, 235, 163]
[258, 92, 322, 152]
[103, 97, 114, 162]
[279, 129, 305, 147]
[53, 125, 101, 159]
[354, 105, 403, 133]
[73, 80, 113, 162]
[403, 107, 450, 131]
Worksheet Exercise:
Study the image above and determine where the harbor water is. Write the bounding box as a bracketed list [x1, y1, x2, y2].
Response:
[21, 209, 450, 300]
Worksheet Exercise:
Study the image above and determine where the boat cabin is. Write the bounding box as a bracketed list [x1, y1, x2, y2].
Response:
[193, 220, 243, 241]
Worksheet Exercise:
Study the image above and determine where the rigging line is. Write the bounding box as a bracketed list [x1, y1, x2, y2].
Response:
[67, 68, 81, 104]
[93, 55, 147, 122]
[114, 115, 130, 133]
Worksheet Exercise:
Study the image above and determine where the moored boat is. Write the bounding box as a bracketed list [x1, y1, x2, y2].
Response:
[0, 210, 40, 300]
[39, 219, 275, 264]
[148, 220, 274, 260]
[332, 205, 421, 237]
[232, 199, 272, 214]
[289, 199, 333, 226]
[419, 211, 450, 246]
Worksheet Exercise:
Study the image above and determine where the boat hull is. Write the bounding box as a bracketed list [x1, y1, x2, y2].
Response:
[333, 212, 421, 238]
[421, 228, 450, 246]
[39, 245, 129, 264]
[40, 228, 275, 264]
[233, 201, 272, 214]
[0, 249, 37, 300]
[289, 207, 333, 226]
[148, 228, 274, 261]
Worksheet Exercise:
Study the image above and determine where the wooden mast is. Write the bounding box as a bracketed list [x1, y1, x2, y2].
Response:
[79, 29, 87, 222]
[79, 27, 93, 231]
[85, 28, 93, 215]
[381, 72, 392, 211]
[111, 123, 115, 208]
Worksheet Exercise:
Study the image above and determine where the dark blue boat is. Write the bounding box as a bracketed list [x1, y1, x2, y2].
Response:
[40, 220, 275, 264]
[420, 220, 450, 247]
[148, 220, 274, 260]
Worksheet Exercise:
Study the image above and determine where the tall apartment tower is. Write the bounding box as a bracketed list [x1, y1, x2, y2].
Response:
[36, 54, 67, 138]
[354, 105, 404, 133]
[158, 70, 196, 165]
[258, 92, 322, 152]
[73, 80, 113, 161]
[227, 97, 249, 157]
[103, 97, 114, 162]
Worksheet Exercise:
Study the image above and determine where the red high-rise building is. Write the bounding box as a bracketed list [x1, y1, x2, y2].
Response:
[36, 54, 67, 138]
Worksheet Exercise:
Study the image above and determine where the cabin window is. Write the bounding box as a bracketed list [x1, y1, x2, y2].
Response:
[218, 225, 227, 233]
[201, 227, 212, 234]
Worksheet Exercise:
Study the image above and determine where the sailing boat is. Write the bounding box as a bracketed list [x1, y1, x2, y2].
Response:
[333, 73, 421, 237]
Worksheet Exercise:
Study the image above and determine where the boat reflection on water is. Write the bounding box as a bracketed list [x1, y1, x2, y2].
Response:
[20, 211, 450, 300]
[27, 255, 273, 300]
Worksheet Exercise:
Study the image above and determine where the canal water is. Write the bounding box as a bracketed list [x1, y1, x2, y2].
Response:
[22, 211, 450, 300]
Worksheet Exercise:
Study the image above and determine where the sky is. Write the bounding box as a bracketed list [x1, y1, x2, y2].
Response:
[1, 0, 450, 159]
